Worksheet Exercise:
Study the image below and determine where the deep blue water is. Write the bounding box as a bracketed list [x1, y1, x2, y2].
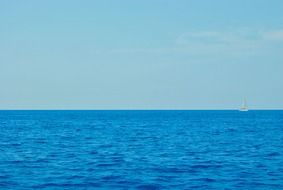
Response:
[0, 110, 282, 190]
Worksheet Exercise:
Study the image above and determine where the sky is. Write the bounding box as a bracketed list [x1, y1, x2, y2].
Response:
[0, 0, 283, 110]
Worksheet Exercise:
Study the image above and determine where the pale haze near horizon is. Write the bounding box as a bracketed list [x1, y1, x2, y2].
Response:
[0, 0, 283, 110]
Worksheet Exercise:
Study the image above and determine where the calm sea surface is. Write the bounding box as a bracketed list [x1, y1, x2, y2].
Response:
[0, 110, 282, 189]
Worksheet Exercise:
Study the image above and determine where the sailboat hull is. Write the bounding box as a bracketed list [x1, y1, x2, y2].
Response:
[239, 109, 248, 112]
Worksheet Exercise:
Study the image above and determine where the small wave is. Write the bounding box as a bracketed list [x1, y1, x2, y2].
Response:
[136, 184, 161, 190]
[96, 163, 117, 167]
[194, 178, 216, 183]
[32, 182, 102, 189]
[265, 152, 281, 157]
[191, 164, 222, 170]
[101, 175, 121, 181]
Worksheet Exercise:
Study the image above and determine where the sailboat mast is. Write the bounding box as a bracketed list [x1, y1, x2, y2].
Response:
[239, 98, 248, 111]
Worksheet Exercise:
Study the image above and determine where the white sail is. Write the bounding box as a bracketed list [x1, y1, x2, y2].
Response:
[239, 99, 248, 111]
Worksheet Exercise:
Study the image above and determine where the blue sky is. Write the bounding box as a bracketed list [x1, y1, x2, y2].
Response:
[1, 0, 283, 109]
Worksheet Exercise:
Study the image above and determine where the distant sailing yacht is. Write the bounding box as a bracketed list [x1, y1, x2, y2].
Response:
[239, 99, 249, 112]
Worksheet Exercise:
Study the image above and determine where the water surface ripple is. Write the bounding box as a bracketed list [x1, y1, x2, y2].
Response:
[0, 110, 282, 189]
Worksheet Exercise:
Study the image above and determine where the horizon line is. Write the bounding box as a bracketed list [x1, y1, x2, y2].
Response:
[0, 109, 282, 111]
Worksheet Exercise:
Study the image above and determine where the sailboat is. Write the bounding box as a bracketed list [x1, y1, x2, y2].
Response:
[239, 99, 248, 112]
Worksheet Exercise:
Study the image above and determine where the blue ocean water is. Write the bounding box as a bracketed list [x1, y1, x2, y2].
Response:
[0, 110, 282, 190]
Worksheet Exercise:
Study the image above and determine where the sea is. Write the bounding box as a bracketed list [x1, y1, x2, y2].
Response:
[0, 110, 282, 190]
